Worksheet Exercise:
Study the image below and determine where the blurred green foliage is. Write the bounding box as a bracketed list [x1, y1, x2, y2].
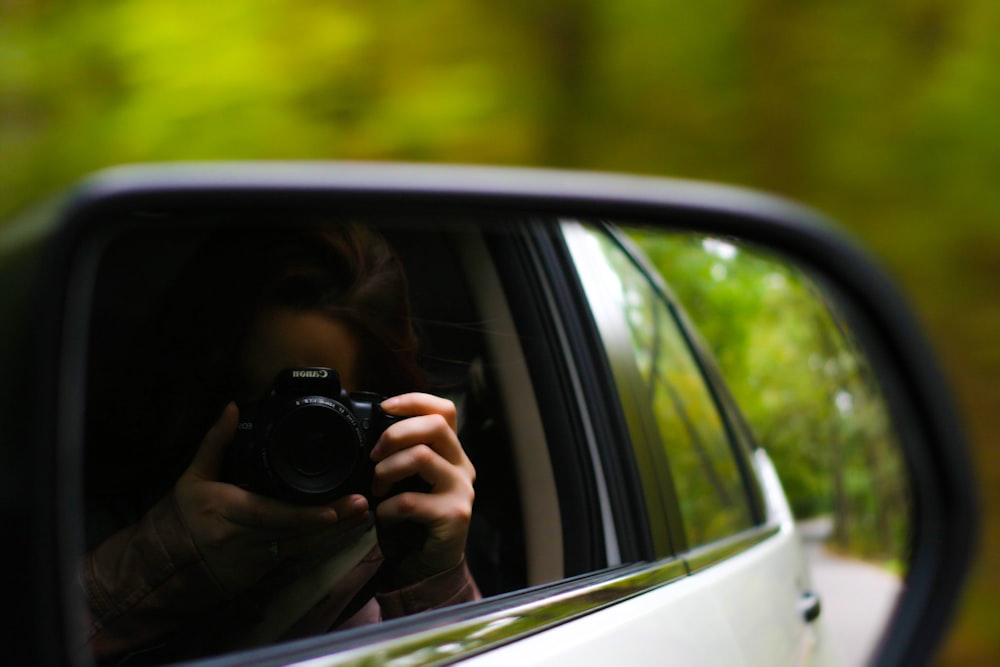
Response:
[2, 0, 998, 661]
[630, 230, 908, 560]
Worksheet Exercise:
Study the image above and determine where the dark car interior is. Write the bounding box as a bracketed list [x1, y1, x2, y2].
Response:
[82, 215, 537, 601]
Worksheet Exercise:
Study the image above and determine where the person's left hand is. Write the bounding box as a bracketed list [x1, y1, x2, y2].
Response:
[370, 393, 476, 586]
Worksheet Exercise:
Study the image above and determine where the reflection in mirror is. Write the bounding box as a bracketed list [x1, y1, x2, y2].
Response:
[623, 226, 909, 664]
[81, 217, 545, 665]
[76, 211, 911, 667]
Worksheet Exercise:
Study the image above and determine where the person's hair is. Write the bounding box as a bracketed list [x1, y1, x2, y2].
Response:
[85, 221, 424, 504]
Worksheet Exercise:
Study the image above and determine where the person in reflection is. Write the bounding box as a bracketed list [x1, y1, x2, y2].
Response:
[81, 222, 479, 664]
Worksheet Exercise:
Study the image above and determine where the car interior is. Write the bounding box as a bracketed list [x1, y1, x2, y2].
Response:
[82, 214, 567, 610]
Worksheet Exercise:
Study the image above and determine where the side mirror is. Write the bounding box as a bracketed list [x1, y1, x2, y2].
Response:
[0, 163, 976, 666]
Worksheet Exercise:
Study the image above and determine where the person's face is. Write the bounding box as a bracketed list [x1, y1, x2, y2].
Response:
[239, 306, 360, 399]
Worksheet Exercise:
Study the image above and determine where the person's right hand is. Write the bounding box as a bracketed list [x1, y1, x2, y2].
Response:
[173, 402, 371, 594]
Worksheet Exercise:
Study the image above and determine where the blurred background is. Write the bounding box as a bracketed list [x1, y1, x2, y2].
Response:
[1, 2, 996, 662]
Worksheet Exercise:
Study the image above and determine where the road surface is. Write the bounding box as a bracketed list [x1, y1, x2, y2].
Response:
[798, 517, 903, 666]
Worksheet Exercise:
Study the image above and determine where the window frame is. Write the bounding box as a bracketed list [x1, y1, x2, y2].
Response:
[504, 219, 660, 566]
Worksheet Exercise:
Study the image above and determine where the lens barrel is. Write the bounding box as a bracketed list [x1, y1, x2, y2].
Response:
[267, 400, 364, 498]
[223, 368, 391, 504]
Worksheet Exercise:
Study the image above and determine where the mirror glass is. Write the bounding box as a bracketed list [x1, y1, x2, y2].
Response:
[621, 225, 908, 665]
[75, 211, 908, 666]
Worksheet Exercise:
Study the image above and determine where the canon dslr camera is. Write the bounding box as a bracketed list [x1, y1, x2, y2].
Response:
[222, 367, 403, 504]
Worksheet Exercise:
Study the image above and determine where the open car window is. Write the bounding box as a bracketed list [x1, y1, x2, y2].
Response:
[82, 218, 539, 661]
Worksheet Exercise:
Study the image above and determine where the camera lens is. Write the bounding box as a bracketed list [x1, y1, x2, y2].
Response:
[293, 429, 338, 477]
[268, 403, 360, 496]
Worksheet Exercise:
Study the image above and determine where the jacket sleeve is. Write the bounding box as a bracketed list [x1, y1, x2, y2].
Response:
[373, 558, 481, 620]
[79, 493, 231, 660]
[82, 493, 482, 658]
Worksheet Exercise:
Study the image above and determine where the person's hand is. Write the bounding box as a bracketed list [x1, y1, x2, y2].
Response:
[173, 402, 371, 594]
[371, 393, 476, 586]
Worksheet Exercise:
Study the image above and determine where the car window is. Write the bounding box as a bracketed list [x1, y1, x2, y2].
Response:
[78, 218, 564, 663]
[563, 221, 754, 550]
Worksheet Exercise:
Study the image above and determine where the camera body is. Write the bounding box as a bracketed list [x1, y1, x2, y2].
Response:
[222, 367, 402, 505]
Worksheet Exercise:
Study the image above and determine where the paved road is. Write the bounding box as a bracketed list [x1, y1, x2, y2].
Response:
[797, 518, 903, 666]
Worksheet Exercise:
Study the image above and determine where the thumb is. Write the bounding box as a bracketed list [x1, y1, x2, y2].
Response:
[187, 402, 239, 481]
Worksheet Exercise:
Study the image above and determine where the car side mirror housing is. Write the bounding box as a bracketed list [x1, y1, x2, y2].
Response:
[0, 163, 977, 666]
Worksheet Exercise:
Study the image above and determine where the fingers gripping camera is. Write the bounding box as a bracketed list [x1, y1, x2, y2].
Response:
[221, 367, 403, 505]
